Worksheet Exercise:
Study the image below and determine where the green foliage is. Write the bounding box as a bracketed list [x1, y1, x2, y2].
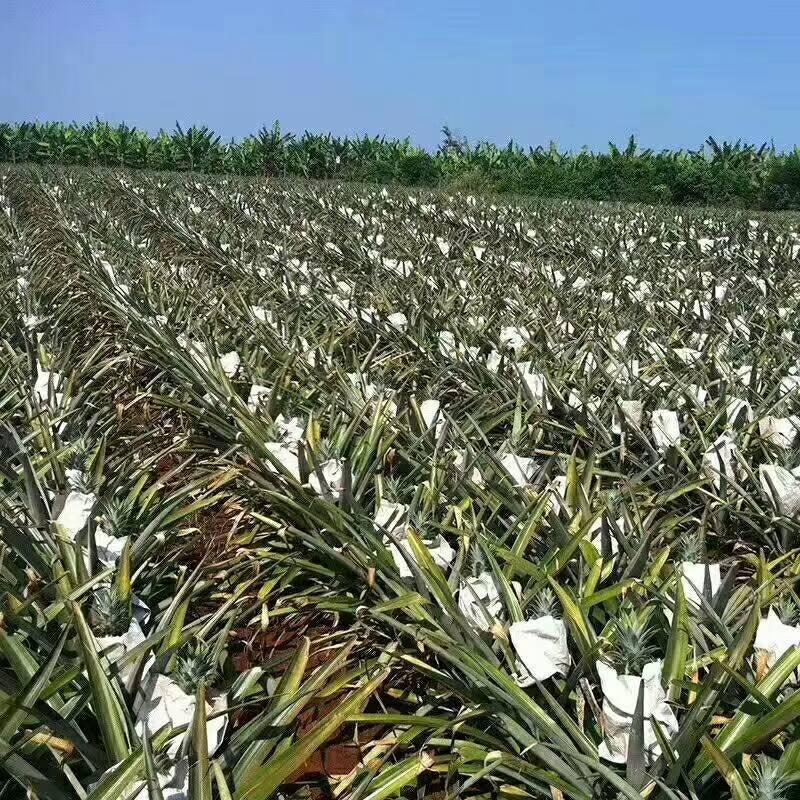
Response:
[2, 120, 800, 207]
[397, 151, 439, 186]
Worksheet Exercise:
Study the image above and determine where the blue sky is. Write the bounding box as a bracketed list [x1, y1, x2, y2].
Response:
[5, 0, 799, 152]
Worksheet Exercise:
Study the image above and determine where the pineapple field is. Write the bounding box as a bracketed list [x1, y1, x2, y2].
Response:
[3, 166, 800, 800]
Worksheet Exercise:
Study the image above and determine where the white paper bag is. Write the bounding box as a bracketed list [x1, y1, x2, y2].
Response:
[247, 383, 271, 411]
[651, 409, 680, 451]
[516, 362, 547, 408]
[458, 572, 520, 632]
[34, 368, 64, 407]
[135, 674, 227, 759]
[500, 326, 529, 353]
[419, 399, 445, 437]
[275, 414, 304, 445]
[672, 348, 701, 365]
[264, 442, 300, 481]
[758, 416, 799, 449]
[597, 660, 678, 763]
[56, 490, 96, 538]
[510, 615, 571, 683]
[453, 450, 484, 486]
[386, 311, 408, 331]
[218, 351, 240, 378]
[485, 349, 503, 373]
[589, 516, 621, 556]
[97, 617, 146, 685]
[93, 758, 189, 800]
[754, 608, 800, 669]
[499, 453, 536, 487]
[438, 330, 459, 359]
[386, 532, 455, 579]
[759, 464, 800, 517]
[458, 572, 503, 632]
[94, 528, 127, 567]
[680, 384, 708, 407]
[726, 397, 753, 427]
[612, 400, 643, 433]
[308, 457, 345, 501]
[374, 500, 408, 536]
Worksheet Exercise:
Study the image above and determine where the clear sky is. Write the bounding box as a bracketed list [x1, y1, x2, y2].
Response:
[5, 0, 799, 153]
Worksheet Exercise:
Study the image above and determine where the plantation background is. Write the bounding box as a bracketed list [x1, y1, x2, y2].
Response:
[4, 163, 800, 799]
[3, 120, 800, 209]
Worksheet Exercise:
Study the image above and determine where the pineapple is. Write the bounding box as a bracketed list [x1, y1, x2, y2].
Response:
[91, 587, 132, 637]
[531, 587, 560, 620]
[609, 610, 656, 675]
[69, 469, 96, 494]
[680, 530, 705, 564]
[469, 541, 488, 579]
[98, 496, 136, 539]
[747, 757, 789, 800]
[65, 438, 97, 492]
[775, 596, 799, 626]
[382, 476, 405, 504]
[172, 640, 218, 694]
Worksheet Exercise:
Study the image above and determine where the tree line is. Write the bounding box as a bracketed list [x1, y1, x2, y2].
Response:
[2, 120, 799, 209]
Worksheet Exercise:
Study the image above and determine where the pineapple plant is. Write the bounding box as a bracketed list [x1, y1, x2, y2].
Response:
[171, 640, 218, 694]
[530, 587, 560, 620]
[90, 586, 132, 637]
[608, 610, 657, 675]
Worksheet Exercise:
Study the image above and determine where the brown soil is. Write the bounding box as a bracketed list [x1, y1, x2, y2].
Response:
[182, 503, 238, 568]
[228, 616, 388, 784]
